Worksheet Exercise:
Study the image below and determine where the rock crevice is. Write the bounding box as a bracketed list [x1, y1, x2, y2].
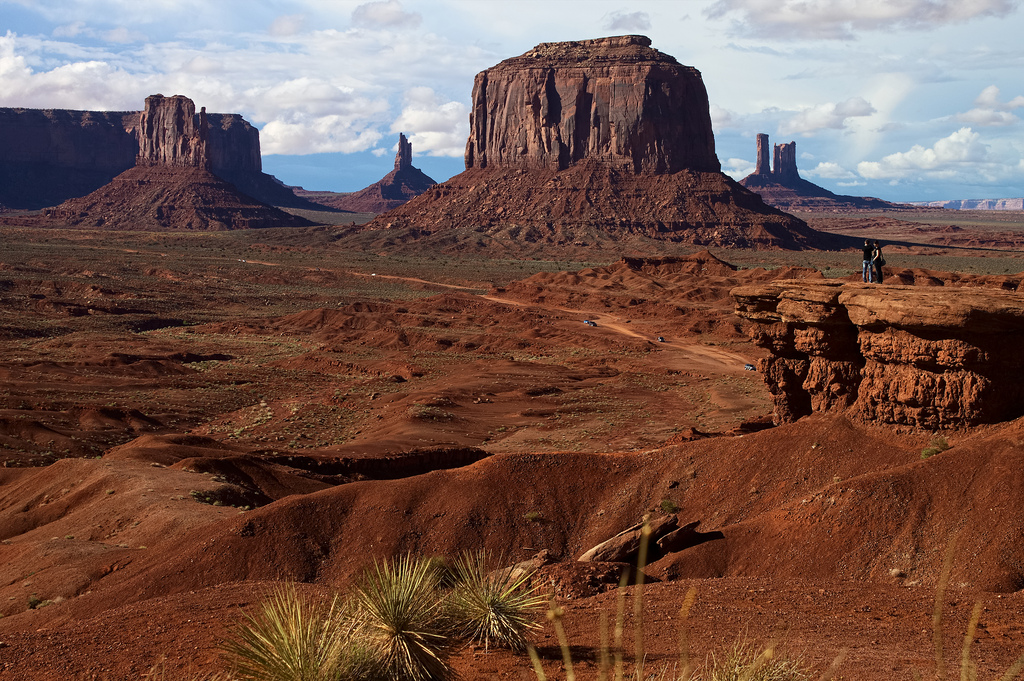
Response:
[733, 281, 1024, 428]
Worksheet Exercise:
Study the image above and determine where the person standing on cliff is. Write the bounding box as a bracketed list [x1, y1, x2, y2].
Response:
[872, 241, 885, 284]
[862, 239, 874, 283]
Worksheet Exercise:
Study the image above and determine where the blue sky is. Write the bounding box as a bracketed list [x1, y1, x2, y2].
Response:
[2, 0, 1022, 202]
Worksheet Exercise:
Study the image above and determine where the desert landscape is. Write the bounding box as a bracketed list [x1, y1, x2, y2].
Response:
[3, 32, 1024, 681]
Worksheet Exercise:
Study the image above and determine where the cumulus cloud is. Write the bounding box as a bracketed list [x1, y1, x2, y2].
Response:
[857, 127, 994, 180]
[709, 104, 739, 129]
[803, 161, 857, 180]
[605, 11, 652, 31]
[955, 85, 1024, 127]
[705, 0, 1019, 39]
[721, 157, 755, 179]
[779, 97, 876, 135]
[390, 86, 468, 157]
[351, 0, 422, 29]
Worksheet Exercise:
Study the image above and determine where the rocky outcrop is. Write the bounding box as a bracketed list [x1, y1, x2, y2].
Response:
[911, 198, 1024, 210]
[309, 133, 436, 213]
[733, 281, 1024, 428]
[25, 94, 314, 230]
[369, 36, 824, 250]
[0, 99, 313, 210]
[137, 94, 210, 168]
[464, 35, 719, 174]
[740, 134, 900, 212]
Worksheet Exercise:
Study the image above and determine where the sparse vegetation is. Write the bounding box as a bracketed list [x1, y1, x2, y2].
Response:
[446, 550, 545, 651]
[697, 641, 810, 681]
[350, 554, 454, 681]
[921, 435, 951, 459]
[660, 498, 680, 514]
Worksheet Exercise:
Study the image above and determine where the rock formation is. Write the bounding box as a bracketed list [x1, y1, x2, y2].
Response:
[307, 133, 436, 213]
[740, 134, 901, 211]
[911, 198, 1024, 210]
[368, 36, 823, 250]
[0, 100, 315, 210]
[137, 94, 209, 168]
[32, 94, 313, 231]
[733, 280, 1024, 428]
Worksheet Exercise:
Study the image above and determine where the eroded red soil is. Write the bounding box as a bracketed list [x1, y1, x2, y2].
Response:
[3, 220, 1024, 680]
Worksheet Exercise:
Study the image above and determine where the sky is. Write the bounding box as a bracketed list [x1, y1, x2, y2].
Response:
[2, 0, 1023, 202]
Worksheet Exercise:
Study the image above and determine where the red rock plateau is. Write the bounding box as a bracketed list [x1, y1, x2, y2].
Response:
[740, 133, 903, 212]
[4, 210, 1024, 679]
[369, 36, 824, 250]
[12, 95, 312, 231]
[0, 97, 316, 211]
[299, 133, 437, 213]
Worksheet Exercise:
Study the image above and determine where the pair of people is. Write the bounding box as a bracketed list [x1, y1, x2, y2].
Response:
[861, 239, 885, 283]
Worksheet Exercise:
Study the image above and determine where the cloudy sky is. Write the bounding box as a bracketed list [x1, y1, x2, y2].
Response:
[2, 0, 1022, 202]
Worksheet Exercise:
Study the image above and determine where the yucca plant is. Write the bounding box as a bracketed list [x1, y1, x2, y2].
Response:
[351, 553, 454, 681]
[447, 550, 546, 651]
[221, 582, 372, 681]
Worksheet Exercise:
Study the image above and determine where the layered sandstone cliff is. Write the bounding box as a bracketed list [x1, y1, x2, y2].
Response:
[740, 134, 900, 212]
[464, 35, 719, 174]
[369, 36, 822, 249]
[34, 95, 312, 230]
[733, 281, 1024, 427]
[0, 99, 308, 209]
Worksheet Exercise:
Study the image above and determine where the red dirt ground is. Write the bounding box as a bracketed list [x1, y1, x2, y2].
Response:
[3, 217, 1024, 680]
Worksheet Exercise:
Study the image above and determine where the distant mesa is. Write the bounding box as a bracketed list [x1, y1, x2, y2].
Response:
[910, 198, 1024, 211]
[296, 133, 436, 214]
[31, 94, 313, 231]
[0, 96, 320, 211]
[368, 35, 824, 250]
[739, 133, 902, 212]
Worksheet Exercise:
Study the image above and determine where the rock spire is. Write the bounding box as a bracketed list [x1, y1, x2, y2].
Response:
[137, 94, 210, 169]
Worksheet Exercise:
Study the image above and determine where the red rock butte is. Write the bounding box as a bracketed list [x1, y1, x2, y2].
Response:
[369, 36, 825, 250]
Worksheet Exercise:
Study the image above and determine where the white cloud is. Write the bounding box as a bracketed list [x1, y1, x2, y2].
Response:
[705, 0, 1019, 39]
[779, 97, 876, 135]
[954, 85, 1024, 126]
[104, 27, 146, 44]
[710, 104, 739, 129]
[269, 14, 306, 38]
[605, 11, 652, 31]
[857, 127, 997, 181]
[52, 22, 87, 39]
[351, 0, 422, 29]
[390, 86, 468, 158]
[804, 161, 857, 180]
[722, 157, 755, 179]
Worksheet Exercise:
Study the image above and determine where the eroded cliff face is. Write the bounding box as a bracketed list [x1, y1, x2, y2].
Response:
[733, 281, 1024, 428]
[464, 35, 719, 174]
[0, 97, 281, 209]
[137, 94, 210, 168]
[370, 35, 822, 249]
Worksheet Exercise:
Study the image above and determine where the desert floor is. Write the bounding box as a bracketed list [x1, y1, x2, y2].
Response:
[2, 209, 1024, 680]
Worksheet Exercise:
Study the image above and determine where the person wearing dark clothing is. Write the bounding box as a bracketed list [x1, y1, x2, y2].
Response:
[862, 239, 874, 282]
[872, 241, 885, 284]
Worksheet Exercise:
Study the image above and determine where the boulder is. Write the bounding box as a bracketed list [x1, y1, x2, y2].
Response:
[577, 514, 678, 563]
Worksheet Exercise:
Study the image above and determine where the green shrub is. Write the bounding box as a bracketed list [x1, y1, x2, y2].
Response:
[921, 435, 951, 459]
[660, 498, 680, 514]
[351, 554, 453, 681]
[221, 583, 373, 681]
[446, 550, 545, 651]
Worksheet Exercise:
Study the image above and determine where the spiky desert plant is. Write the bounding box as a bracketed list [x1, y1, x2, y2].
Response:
[447, 550, 546, 651]
[221, 582, 372, 681]
[351, 553, 454, 681]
